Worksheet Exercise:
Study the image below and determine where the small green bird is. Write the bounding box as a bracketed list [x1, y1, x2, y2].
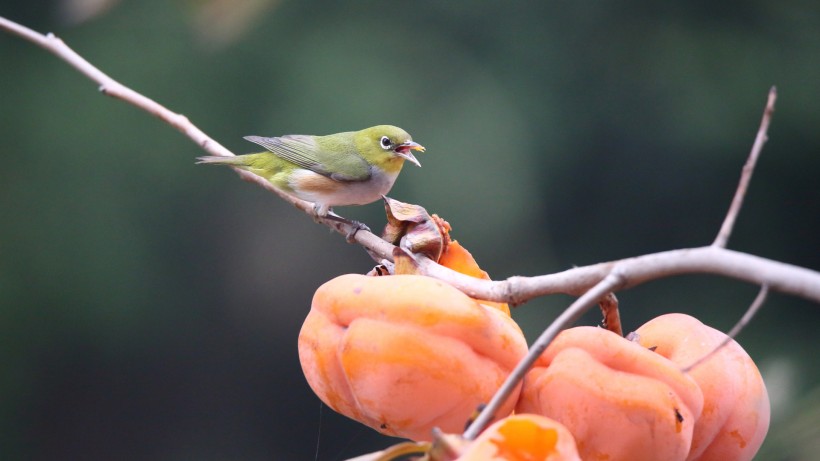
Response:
[197, 125, 425, 219]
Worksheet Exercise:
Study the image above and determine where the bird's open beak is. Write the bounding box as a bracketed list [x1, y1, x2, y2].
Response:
[395, 141, 425, 167]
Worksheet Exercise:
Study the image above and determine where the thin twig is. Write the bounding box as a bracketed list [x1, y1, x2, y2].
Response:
[681, 284, 769, 373]
[0, 15, 369, 242]
[462, 271, 626, 440]
[0, 16, 233, 159]
[713, 87, 777, 248]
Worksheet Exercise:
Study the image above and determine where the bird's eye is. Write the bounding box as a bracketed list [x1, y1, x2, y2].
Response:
[380, 136, 392, 149]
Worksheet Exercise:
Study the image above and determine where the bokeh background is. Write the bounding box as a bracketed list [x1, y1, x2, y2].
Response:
[1, 1, 819, 459]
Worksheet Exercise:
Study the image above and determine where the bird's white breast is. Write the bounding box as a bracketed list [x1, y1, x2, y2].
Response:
[289, 167, 399, 208]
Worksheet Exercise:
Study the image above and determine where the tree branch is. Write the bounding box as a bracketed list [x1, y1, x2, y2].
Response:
[0, 15, 365, 240]
[3, 16, 819, 309]
[713, 86, 777, 248]
[420, 246, 820, 304]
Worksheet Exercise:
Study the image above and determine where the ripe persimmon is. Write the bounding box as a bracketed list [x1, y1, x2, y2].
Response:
[456, 414, 581, 461]
[516, 326, 704, 461]
[634, 313, 770, 461]
[299, 274, 528, 441]
[517, 314, 769, 461]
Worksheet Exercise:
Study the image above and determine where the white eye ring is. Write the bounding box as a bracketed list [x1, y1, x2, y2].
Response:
[380, 136, 392, 149]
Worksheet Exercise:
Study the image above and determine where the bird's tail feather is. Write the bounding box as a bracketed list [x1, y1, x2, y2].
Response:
[196, 155, 243, 165]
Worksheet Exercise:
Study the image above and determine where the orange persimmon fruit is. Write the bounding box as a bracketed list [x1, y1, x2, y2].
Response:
[516, 314, 770, 461]
[516, 326, 705, 461]
[456, 414, 581, 461]
[634, 313, 770, 461]
[298, 274, 528, 441]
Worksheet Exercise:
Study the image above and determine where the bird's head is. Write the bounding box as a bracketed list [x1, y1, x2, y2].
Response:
[356, 125, 425, 171]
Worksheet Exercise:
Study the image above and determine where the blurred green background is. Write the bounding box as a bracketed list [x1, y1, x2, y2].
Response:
[1, 1, 819, 459]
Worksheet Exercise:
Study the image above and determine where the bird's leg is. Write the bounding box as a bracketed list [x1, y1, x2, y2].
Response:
[310, 203, 326, 223]
[320, 207, 371, 243]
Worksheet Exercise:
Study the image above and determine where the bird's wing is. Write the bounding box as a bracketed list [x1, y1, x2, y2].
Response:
[243, 134, 371, 182]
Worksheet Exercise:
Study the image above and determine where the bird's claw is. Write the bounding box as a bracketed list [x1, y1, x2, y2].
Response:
[320, 209, 371, 242]
[345, 220, 371, 243]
